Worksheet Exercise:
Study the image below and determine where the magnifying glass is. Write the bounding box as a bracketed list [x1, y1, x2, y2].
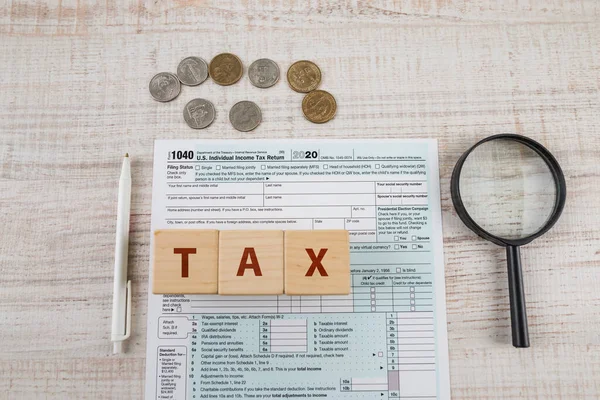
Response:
[451, 134, 566, 348]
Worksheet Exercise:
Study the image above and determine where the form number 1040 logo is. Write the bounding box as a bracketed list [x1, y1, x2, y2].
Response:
[167, 150, 194, 160]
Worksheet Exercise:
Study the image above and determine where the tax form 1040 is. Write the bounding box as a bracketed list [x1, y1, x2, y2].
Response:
[145, 139, 451, 400]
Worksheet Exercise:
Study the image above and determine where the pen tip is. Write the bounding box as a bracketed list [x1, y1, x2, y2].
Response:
[125, 153, 129, 158]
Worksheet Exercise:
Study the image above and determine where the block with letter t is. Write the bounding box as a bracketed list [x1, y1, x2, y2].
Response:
[218, 230, 284, 295]
[152, 230, 218, 294]
[284, 230, 350, 295]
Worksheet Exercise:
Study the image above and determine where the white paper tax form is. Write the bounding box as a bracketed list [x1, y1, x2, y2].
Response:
[145, 139, 451, 400]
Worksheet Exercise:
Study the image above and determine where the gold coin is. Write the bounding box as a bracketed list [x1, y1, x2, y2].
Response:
[287, 60, 321, 93]
[302, 90, 337, 123]
[209, 53, 243, 86]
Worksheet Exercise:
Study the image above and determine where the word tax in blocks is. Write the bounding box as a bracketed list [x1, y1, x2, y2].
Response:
[152, 230, 350, 295]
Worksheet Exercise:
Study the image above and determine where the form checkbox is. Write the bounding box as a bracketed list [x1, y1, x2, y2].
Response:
[371, 300, 375, 305]
[261, 165, 266, 170]
[394, 244, 400, 250]
[410, 306, 415, 311]
[323, 164, 328, 169]
[410, 293, 415, 298]
[216, 165, 221, 170]
[411, 235, 416, 241]
[195, 165, 200, 170]
[378, 352, 383, 357]
[375, 164, 380, 169]
[410, 287, 415, 292]
[394, 236, 399, 241]
[371, 306, 376, 311]
[396, 268, 401, 273]
[410, 300, 415, 305]
[371, 294, 375, 299]
[370, 287, 375, 292]
[412, 244, 417, 249]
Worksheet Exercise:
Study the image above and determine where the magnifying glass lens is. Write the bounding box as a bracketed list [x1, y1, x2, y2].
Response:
[458, 139, 557, 240]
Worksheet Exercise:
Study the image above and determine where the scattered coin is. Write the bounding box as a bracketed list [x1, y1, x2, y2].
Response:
[302, 90, 337, 124]
[149, 72, 181, 102]
[153, 56, 333, 127]
[248, 58, 280, 88]
[209, 53, 244, 86]
[177, 57, 209, 86]
[183, 98, 216, 129]
[287, 60, 321, 93]
[229, 101, 262, 132]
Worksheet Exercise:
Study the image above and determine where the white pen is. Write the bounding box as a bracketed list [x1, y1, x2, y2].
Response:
[111, 153, 133, 354]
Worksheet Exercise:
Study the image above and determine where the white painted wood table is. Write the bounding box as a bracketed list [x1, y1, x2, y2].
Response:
[0, 1, 599, 399]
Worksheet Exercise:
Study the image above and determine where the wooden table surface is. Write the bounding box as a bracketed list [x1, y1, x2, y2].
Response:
[1, 1, 599, 399]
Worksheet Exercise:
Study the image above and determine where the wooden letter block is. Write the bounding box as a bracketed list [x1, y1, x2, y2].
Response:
[153, 230, 218, 294]
[218, 230, 284, 295]
[284, 230, 350, 295]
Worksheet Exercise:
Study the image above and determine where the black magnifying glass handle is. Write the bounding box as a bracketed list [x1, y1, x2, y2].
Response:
[506, 245, 530, 348]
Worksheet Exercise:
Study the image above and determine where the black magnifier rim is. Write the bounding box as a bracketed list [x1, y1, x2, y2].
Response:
[451, 134, 566, 247]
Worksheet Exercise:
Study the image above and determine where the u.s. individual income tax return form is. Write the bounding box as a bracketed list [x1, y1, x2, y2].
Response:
[145, 139, 451, 400]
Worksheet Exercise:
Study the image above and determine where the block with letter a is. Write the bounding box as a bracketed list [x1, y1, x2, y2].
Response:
[284, 230, 350, 295]
[152, 230, 218, 294]
[218, 230, 284, 295]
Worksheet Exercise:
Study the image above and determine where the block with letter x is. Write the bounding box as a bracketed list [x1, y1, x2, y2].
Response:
[218, 230, 284, 295]
[284, 230, 350, 295]
[152, 230, 219, 294]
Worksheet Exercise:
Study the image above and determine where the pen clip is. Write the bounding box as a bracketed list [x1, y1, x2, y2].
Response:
[114, 280, 132, 341]
[123, 280, 132, 340]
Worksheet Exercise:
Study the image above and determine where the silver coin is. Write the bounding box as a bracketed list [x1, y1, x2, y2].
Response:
[149, 72, 181, 102]
[177, 57, 209, 86]
[183, 98, 216, 129]
[229, 101, 262, 132]
[248, 59, 280, 89]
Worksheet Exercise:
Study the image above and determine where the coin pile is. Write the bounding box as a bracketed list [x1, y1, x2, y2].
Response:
[287, 60, 337, 124]
[149, 54, 335, 131]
